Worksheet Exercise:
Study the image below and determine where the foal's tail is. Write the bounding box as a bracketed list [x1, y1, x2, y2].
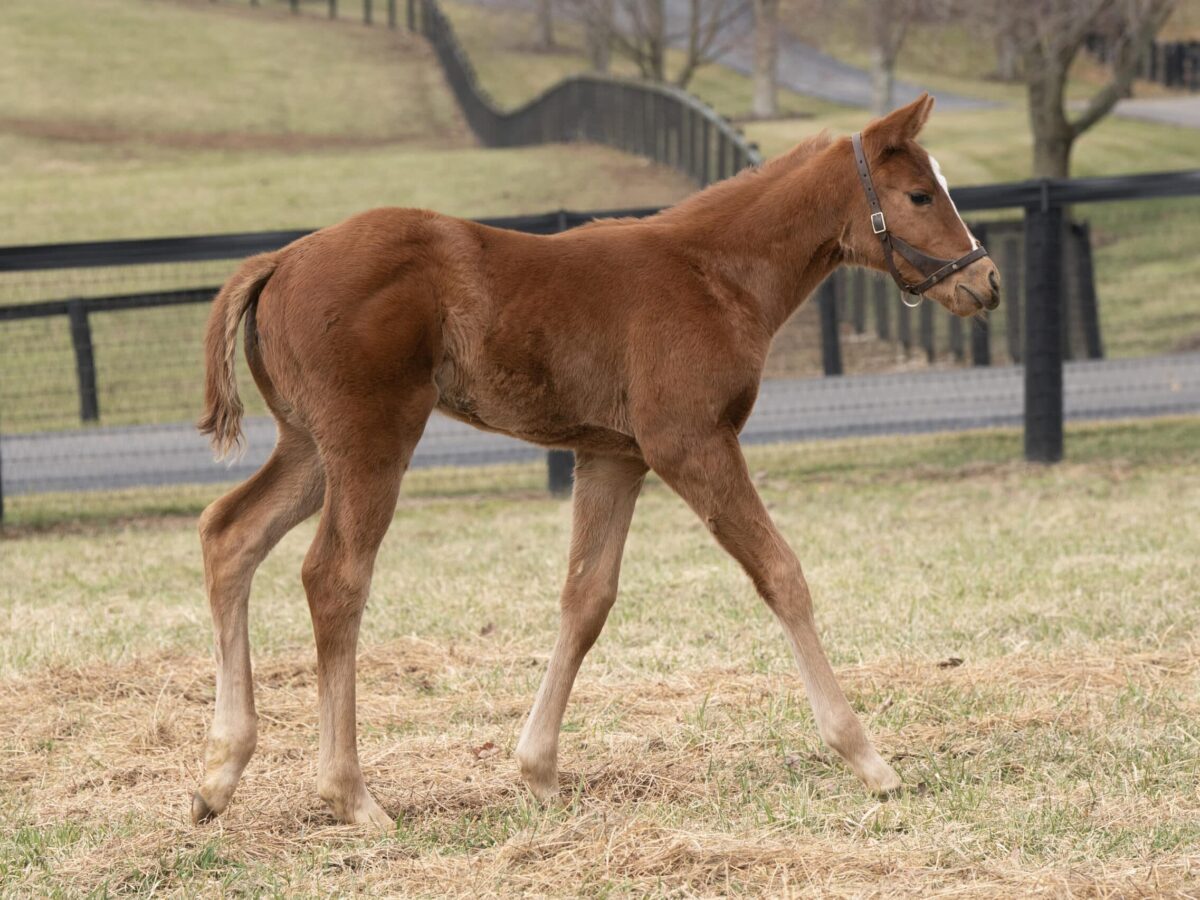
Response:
[197, 252, 278, 460]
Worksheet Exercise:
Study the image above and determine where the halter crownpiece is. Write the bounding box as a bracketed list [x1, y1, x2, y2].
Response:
[851, 132, 990, 298]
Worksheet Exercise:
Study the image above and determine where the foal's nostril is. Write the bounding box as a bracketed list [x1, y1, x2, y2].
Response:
[984, 269, 1001, 310]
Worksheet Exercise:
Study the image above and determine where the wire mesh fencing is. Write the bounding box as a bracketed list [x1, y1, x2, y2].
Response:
[3, 182, 1200, 524]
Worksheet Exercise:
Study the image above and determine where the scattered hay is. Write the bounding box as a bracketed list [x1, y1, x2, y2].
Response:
[2, 637, 1199, 895]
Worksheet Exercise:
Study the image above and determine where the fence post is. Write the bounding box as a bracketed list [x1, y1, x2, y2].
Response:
[851, 269, 866, 334]
[329, 0, 337, 18]
[818, 278, 842, 376]
[1073, 222, 1103, 359]
[365, 0, 373, 24]
[547, 450, 574, 496]
[1024, 194, 1064, 463]
[969, 221, 990, 365]
[948, 315, 963, 360]
[873, 276, 890, 340]
[388, 0, 396, 27]
[919, 300, 934, 363]
[406, 0, 415, 30]
[67, 300, 100, 423]
[290, 0, 298, 12]
[1002, 233, 1022, 362]
[897, 291, 912, 354]
[971, 318, 990, 366]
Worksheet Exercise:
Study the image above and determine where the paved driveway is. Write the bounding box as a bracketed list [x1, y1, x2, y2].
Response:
[4, 354, 1197, 497]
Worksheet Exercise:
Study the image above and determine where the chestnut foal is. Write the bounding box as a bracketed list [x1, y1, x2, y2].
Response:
[192, 94, 999, 827]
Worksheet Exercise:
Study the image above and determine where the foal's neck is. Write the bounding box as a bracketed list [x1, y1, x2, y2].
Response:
[666, 139, 855, 335]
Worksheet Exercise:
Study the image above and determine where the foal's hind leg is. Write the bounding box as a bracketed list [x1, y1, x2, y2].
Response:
[192, 424, 324, 824]
[516, 453, 646, 801]
[301, 386, 436, 827]
[644, 429, 901, 796]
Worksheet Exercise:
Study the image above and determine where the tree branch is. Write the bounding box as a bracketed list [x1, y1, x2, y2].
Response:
[1068, 0, 1176, 136]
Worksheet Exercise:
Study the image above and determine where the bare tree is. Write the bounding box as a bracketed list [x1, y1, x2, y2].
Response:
[537, 0, 556, 49]
[581, 0, 615, 71]
[868, 0, 915, 115]
[991, 0, 1176, 177]
[601, 0, 751, 88]
[752, 0, 780, 118]
[993, 29, 1021, 81]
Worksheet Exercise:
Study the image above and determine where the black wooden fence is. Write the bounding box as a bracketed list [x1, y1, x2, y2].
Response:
[215, 0, 762, 185]
[411, 0, 761, 184]
[1086, 34, 1200, 92]
[3, 169, 1200, 520]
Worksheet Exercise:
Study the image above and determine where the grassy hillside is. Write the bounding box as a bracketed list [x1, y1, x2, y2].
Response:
[0, 0, 693, 246]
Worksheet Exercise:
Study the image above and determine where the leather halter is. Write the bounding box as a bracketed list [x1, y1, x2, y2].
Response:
[851, 132, 990, 297]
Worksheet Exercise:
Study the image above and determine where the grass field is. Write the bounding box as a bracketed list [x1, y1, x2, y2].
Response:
[0, 0, 693, 246]
[2, 418, 1199, 895]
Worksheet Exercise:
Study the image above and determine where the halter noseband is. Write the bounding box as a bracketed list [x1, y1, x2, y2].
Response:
[851, 132, 989, 299]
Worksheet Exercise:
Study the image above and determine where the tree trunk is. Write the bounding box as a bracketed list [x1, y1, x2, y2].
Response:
[537, 0, 555, 49]
[994, 31, 1020, 81]
[869, 44, 896, 115]
[1032, 132, 1072, 179]
[1027, 58, 1074, 178]
[752, 0, 780, 118]
[647, 0, 666, 81]
[585, 0, 613, 72]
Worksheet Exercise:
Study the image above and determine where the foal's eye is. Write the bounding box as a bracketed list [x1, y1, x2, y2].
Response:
[908, 191, 933, 206]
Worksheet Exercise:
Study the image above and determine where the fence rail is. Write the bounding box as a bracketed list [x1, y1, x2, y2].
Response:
[3, 169, 1200, 521]
[412, 0, 761, 184]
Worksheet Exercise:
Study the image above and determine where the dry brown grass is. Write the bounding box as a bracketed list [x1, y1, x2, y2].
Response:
[3, 638, 1198, 896]
[3, 421, 1199, 896]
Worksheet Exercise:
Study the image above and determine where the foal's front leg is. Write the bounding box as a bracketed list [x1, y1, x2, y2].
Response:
[645, 429, 901, 795]
[516, 453, 647, 801]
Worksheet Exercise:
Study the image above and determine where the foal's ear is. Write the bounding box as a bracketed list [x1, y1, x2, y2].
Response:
[863, 93, 935, 152]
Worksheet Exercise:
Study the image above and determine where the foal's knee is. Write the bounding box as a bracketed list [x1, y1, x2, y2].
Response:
[754, 553, 811, 617]
[559, 572, 618, 652]
[199, 502, 261, 593]
[301, 546, 374, 631]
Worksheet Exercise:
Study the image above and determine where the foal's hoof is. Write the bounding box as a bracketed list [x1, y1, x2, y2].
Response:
[356, 799, 395, 830]
[191, 792, 218, 825]
[517, 758, 560, 804]
[326, 791, 394, 829]
[525, 780, 560, 805]
[864, 762, 903, 798]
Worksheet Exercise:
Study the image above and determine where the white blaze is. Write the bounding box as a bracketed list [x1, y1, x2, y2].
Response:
[928, 153, 978, 249]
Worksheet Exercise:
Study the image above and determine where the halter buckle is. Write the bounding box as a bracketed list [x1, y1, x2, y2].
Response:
[870, 211, 886, 234]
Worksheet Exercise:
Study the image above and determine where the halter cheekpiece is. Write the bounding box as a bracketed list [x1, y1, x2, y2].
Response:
[851, 132, 990, 298]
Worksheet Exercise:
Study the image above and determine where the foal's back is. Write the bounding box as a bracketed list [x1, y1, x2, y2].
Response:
[254, 206, 733, 455]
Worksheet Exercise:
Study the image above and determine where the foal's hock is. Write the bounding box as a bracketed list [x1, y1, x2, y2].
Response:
[191, 94, 999, 827]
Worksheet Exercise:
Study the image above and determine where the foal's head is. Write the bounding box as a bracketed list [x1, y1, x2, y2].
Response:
[842, 94, 1000, 316]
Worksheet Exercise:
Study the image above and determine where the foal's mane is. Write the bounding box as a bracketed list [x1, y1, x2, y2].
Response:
[578, 131, 837, 231]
